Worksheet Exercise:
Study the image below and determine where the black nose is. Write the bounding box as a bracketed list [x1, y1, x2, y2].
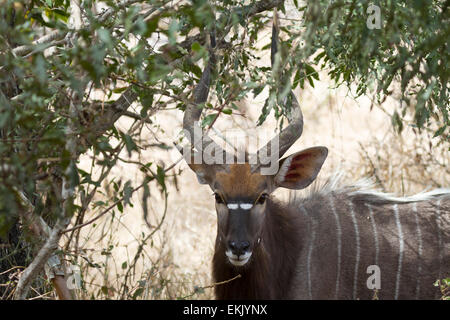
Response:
[228, 241, 250, 256]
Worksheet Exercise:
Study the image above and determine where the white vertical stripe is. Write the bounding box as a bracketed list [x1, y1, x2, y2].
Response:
[367, 203, 379, 266]
[394, 204, 404, 300]
[435, 198, 443, 299]
[300, 205, 315, 300]
[329, 196, 341, 299]
[412, 202, 422, 299]
[349, 201, 360, 300]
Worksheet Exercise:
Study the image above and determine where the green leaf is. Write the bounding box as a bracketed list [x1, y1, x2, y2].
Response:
[113, 87, 128, 94]
[101, 286, 109, 295]
[123, 181, 133, 205]
[201, 113, 217, 127]
[433, 125, 446, 138]
[168, 19, 179, 45]
[132, 288, 144, 299]
[391, 110, 404, 133]
[117, 201, 123, 213]
[293, 68, 301, 89]
[68, 161, 80, 189]
[121, 133, 137, 156]
[145, 16, 159, 36]
[156, 166, 166, 191]
[191, 42, 202, 53]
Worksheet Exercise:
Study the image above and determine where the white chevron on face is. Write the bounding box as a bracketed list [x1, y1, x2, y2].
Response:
[227, 203, 253, 210]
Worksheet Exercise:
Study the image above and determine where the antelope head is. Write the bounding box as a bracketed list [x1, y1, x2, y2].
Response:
[180, 15, 327, 267]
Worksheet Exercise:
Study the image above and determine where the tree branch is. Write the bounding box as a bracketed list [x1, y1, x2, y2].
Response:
[11, 0, 147, 57]
[13, 217, 70, 300]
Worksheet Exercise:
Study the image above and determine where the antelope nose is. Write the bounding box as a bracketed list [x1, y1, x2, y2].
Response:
[228, 241, 250, 256]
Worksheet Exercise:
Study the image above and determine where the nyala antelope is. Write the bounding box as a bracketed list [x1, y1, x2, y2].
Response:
[180, 12, 450, 300]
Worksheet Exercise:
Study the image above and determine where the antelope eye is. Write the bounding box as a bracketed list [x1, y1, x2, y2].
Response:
[214, 193, 224, 204]
[256, 193, 268, 205]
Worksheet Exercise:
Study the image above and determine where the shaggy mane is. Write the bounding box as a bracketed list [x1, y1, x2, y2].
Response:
[290, 172, 450, 205]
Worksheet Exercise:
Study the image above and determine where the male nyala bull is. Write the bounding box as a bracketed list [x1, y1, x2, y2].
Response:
[179, 11, 449, 300]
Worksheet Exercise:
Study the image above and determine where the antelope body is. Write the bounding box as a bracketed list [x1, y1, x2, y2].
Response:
[180, 11, 450, 299]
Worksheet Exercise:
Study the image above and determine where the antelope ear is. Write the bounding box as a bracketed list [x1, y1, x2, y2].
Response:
[274, 146, 328, 190]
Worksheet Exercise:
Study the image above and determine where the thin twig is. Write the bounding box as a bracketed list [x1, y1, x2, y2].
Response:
[178, 274, 242, 299]
[0, 266, 24, 277]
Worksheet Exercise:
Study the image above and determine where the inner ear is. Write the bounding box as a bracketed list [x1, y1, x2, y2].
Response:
[274, 146, 328, 190]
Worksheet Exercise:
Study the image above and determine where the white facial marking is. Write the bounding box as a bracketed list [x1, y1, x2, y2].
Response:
[225, 250, 252, 266]
[240, 203, 253, 210]
[227, 203, 253, 210]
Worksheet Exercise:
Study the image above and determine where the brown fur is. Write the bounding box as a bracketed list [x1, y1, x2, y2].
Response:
[215, 164, 267, 200]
